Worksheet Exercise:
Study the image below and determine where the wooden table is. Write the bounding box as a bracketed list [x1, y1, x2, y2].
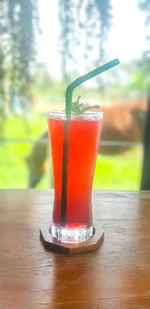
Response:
[0, 190, 150, 309]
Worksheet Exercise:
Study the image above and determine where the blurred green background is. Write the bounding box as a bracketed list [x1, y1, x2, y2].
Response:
[0, 102, 143, 190]
[0, 0, 149, 190]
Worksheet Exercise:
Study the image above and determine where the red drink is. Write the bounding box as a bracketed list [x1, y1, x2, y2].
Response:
[48, 111, 103, 242]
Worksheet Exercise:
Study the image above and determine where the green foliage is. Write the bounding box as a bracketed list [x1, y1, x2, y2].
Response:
[95, 0, 112, 60]
[120, 59, 150, 91]
[94, 151, 141, 190]
[127, 70, 150, 90]
[0, 114, 46, 188]
[33, 63, 67, 99]
[33, 63, 53, 93]
[72, 96, 99, 115]
[0, 0, 39, 116]
[138, 0, 150, 59]
[58, 0, 112, 78]
[0, 49, 6, 128]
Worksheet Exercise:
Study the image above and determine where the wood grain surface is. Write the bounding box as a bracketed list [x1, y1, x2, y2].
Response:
[0, 190, 150, 309]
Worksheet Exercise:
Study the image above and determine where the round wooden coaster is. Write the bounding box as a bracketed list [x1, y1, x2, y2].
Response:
[40, 223, 104, 255]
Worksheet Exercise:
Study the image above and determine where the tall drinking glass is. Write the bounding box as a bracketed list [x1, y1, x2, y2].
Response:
[48, 111, 103, 243]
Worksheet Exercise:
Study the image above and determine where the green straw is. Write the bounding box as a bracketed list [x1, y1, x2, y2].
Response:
[66, 58, 120, 118]
[60, 58, 120, 226]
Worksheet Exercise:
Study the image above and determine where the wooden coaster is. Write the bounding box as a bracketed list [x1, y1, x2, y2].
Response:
[40, 223, 104, 255]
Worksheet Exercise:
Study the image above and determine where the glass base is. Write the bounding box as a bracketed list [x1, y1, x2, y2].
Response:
[50, 224, 94, 243]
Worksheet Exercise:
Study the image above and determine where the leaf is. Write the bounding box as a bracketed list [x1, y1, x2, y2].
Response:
[72, 96, 100, 116]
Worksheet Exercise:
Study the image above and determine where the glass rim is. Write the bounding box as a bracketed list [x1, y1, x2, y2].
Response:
[47, 110, 103, 120]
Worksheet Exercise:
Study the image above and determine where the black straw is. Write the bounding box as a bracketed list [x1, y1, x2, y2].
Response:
[60, 120, 70, 226]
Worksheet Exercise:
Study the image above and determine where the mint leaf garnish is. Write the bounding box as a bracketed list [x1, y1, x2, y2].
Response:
[72, 96, 99, 115]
